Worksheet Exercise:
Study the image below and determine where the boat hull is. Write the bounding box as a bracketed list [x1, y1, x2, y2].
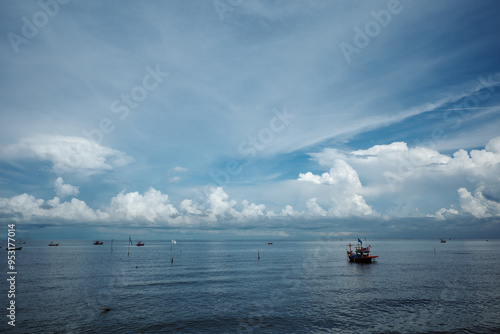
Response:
[348, 255, 378, 263]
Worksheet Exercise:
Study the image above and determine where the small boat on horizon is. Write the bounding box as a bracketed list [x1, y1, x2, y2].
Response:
[440, 239, 446, 243]
[93, 240, 104, 245]
[6, 246, 22, 250]
[48, 242, 59, 246]
[268, 242, 273, 245]
[347, 239, 378, 263]
[136, 241, 145, 246]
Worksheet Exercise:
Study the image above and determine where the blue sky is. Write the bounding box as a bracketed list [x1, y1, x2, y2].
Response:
[1, 0, 500, 240]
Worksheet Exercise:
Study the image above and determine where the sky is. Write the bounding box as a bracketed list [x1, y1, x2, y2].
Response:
[1, 0, 500, 240]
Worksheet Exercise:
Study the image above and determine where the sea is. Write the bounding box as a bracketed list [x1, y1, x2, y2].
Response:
[2, 239, 500, 333]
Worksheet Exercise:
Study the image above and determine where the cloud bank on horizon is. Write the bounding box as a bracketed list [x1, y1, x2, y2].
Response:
[1, 0, 499, 238]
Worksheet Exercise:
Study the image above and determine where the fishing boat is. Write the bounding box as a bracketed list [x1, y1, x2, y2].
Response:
[347, 239, 378, 263]
[136, 241, 144, 246]
[93, 240, 104, 245]
[48, 242, 59, 246]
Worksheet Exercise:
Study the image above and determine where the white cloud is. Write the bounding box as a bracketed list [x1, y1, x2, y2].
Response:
[282, 205, 298, 216]
[299, 159, 364, 189]
[54, 177, 79, 198]
[107, 187, 180, 223]
[170, 166, 188, 173]
[168, 176, 183, 183]
[0, 193, 107, 222]
[3, 137, 498, 227]
[179, 199, 202, 215]
[310, 143, 452, 193]
[0, 135, 132, 174]
[314, 137, 500, 184]
[240, 200, 266, 219]
[0, 186, 273, 226]
[168, 166, 188, 183]
[306, 136, 500, 217]
[305, 198, 327, 216]
[206, 186, 238, 218]
[458, 186, 500, 218]
[44, 197, 108, 221]
[430, 207, 459, 220]
[447, 137, 500, 177]
[298, 159, 374, 217]
[297, 172, 322, 184]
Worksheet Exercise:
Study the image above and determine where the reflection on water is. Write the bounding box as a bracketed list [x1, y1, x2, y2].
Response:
[3, 239, 500, 333]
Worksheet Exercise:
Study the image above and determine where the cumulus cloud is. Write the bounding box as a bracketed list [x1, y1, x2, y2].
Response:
[266, 205, 300, 218]
[430, 207, 459, 220]
[310, 142, 453, 194]
[107, 187, 180, 223]
[0, 135, 132, 174]
[54, 177, 79, 198]
[179, 199, 202, 215]
[447, 137, 500, 177]
[305, 136, 500, 218]
[305, 198, 327, 216]
[0, 186, 275, 227]
[0, 193, 108, 222]
[240, 200, 266, 219]
[312, 137, 500, 185]
[457, 186, 500, 218]
[298, 159, 374, 217]
[2, 136, 498, 229]
[199, 187, 266, 223]
[206, 186, 238, 218]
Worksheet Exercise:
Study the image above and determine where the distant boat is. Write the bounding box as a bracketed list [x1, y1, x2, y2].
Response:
[136, 241, 145, 246]
[440, 239, 446, 243]
[6, 246, 22, 250]
[48, 242, 59, 246]
[93, 240, 104, 245]
[268, 242, 273, 245]
[347, 239, 378, 263]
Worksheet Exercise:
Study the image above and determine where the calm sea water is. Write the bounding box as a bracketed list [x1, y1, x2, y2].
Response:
[2, 239, 500, 333]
